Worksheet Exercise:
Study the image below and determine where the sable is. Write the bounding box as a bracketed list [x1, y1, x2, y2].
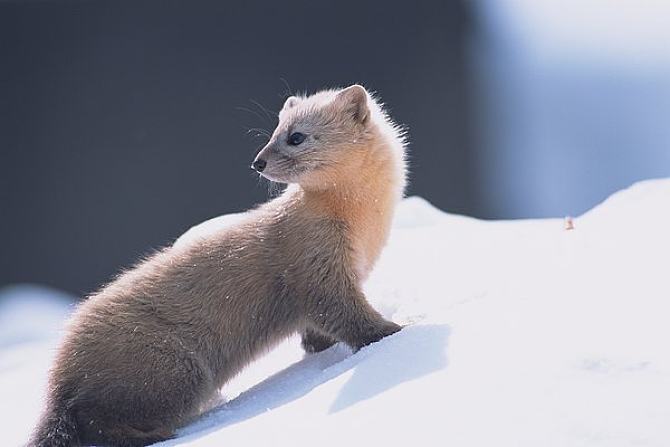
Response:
[29, 85, 407, 447]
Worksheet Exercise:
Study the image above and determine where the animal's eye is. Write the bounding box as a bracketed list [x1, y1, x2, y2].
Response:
[287, 132, 306, 146]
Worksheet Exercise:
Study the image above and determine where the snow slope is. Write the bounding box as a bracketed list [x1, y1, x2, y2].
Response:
[2, 179, 669, 446]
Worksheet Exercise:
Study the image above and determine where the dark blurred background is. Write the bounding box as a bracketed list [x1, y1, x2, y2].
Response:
[2, 0, 669, 297]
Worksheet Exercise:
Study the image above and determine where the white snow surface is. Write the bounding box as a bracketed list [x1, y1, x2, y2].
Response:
[2, 179, 670, 446]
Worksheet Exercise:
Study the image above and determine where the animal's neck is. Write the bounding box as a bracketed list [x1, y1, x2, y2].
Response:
[300, 141, 403, 281]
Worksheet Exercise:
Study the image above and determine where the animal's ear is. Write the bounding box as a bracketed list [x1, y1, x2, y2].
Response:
[282, 96, 299, 111]
[334, 85, 369, 124]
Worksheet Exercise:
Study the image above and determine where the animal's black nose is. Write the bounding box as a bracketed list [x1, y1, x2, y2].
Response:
[252, 158, 267, 172]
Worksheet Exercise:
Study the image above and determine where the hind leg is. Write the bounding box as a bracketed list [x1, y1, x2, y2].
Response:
[83, 424, 174, 447]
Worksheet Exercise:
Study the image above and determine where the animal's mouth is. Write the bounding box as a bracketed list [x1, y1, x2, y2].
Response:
[255, 154, 300, 183]
[255, 153, 332, 184]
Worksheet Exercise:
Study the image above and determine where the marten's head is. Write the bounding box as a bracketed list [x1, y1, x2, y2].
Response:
[252, 85, 400, 191]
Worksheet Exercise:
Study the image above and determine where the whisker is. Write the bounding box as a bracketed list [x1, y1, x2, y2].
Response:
[246, 127, 271, 138]
[236, 106, 269, 125]
[249, 99, 276, 121]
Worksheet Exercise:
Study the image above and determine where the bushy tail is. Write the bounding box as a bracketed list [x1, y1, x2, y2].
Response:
[27, 405, 80, 447]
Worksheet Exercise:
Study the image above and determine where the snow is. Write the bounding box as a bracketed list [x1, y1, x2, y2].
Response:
[476, 0, 670, 69]
[0, 285, 76, 447]
[471, 1, 670, 218]
[2, 179, 670, 446]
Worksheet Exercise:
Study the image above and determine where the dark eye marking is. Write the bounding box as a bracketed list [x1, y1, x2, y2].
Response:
[287, 132, 306, 146]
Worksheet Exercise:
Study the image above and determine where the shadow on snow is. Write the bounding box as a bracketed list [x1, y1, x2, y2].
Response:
[161, 323, 449, 445]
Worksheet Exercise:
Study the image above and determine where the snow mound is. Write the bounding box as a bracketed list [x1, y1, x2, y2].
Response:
[3, 179, 670, 447]
[0, 285, 75, 447]
[0, 284, 74, 347]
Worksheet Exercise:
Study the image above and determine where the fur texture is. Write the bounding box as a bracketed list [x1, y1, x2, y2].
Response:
[29, 85, 407, 447]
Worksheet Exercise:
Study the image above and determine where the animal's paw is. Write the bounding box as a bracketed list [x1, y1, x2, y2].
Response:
[354, 321, 402, 351]
[301, 330, 337, 354]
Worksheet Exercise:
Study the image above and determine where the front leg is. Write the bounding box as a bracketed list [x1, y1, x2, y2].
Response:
[306, 286, 401, 352]
[301, 328, 337, 353]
